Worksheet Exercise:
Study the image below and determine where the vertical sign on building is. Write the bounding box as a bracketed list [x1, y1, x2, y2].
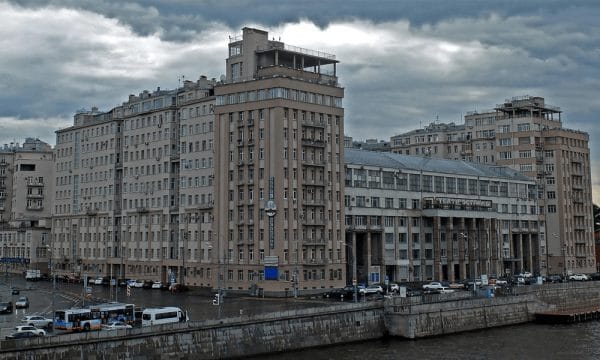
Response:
[265, 177, 276, 249]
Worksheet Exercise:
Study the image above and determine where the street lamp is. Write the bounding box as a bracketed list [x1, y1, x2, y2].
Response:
[339, 241, 357, 303]
[460, 232, 477, 290]
[45, 245, 56, 325]
[205, 242, 223, 318]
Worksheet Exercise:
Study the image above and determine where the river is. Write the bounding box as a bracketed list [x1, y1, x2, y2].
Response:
[252, 321, 600, 360]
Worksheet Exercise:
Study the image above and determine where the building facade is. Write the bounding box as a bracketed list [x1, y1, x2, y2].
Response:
[344, 149, 541, 284]
[50, 27, 346, 295]
[389, 96, 596, 276]
[214, 28, 346, 294]
[0, 138, 53, 273]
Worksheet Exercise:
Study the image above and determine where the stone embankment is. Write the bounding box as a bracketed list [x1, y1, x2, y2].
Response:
[1, 282, 599, 359]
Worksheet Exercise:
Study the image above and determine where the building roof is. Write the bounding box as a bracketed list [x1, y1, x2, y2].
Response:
[345, 149, 532, 181]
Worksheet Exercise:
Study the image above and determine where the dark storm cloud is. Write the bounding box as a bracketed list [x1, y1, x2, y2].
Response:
[10, 0, 599, 41]
[2, 0, 600, 201]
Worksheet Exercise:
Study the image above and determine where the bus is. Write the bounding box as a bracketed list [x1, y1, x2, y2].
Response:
[54, 308, 103, 331]
[141, 307, 188, 326]
[89, 303, 136, 324]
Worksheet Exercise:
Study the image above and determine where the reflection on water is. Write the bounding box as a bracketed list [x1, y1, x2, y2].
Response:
[252, 321, 600, 360]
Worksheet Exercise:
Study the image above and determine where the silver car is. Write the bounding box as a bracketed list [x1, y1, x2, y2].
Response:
[21, 315, 53, 329]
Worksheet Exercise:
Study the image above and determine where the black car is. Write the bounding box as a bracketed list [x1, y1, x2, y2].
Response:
[6, 331, 37, 340]
[545, 274, 563, 283]
[323, 286, 358, 300]
[11, 287, 20, 295]
[0, 302, 14, 314]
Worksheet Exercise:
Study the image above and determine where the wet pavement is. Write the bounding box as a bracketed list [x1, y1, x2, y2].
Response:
[0, 274, 335, 338]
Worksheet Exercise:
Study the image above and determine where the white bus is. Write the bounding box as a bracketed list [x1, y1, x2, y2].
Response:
[141, 307, 188, 326]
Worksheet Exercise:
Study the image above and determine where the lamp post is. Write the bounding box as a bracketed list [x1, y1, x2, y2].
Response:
[46, 245, 55, 326]
[206, 242, 223, 318]
[562, 244, 567, 278]
[340, 241, 357, 303]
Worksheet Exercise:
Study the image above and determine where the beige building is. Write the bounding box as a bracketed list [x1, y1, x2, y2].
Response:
[214, 28, 346, 295]
[344, 149, 541, 283]
[52, 78, 217, 286]
[390, 95, 595, 275]
[0, 138, 53, 273]
[51, 28, 346, 295]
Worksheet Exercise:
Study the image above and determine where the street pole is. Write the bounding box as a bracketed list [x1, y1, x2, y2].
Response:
[340, 241, 357, 303]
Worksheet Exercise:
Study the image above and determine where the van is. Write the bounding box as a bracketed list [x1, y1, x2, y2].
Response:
[141, 307, 188, 326]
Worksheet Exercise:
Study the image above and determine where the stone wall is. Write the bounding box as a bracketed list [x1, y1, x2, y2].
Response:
[385, 295, 537, 338]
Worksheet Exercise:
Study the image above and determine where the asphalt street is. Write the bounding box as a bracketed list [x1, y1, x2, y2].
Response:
[0, 274, 331, 339]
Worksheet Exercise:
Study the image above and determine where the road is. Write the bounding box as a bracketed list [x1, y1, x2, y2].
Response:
[0, 274, 332, 339]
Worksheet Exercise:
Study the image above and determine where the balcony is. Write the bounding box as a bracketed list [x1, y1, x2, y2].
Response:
[197, 201, 214, 210]
[26, 193, 44, 199]
[304, 237, 326, 245]
[301, 219, 326, 226]
[136, 207, 149, 213]
[301, 138, 326, 147]
[304, 258, 329, 266]
[26, 179, 44, 187]
[26, 204, 43, 211]
[302, 199, 326, 206]
[301, 159, 325, 167]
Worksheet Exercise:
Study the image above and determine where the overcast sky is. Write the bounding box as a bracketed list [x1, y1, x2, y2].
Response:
[1, 0, 598, 202]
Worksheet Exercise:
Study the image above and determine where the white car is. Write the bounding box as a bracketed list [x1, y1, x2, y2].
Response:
[389, 283, 400, 293]
[102, 321, 132, 331]
[359, 285, 384, 295]
[518, 272, 533, 278]
[14, 325, 45, 336]
[134, 280, 144, 288]
[439, 287, 455, 294]
[423, 282, 444, 290]
[569, 274, 589, 281]
[15, 296, 29, 309]
[22, 315, 53, 329]
[93, 277, 104, 285]
[151, 281, 164, 289]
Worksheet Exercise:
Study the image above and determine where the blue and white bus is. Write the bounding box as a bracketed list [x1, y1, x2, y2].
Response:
[89, 302, 136, 324]
[54, 308, 102, 331]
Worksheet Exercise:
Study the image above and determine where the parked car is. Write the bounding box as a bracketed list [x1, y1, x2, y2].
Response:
[133, 279, 144, 288]
[518, 271, 533, 278]
[588, 273, 600, 281]
[14, 325, 45, 336]
[0, 301, 13, 314]
[422, 282, 444, 290]
[151, 281, 165, 290]
[389, 283, 400, 293]
[15, 296, 29, 309]
[102, 321, 132, 331]
[21, 315, 53, 329]
[359, 284, 383, 295]
[127, 279, 137, 287]
[569, 274, 589, 281]
[11, 287, 20, 295]
[545, 275, 563, 283]
[5, 331, 38, 340]
[93, 277, 104, 285]
[438, 287, 455, 294]
[142, 280, 154, 289]
[323, 286, 359, 300]
[449, 282, 466, 290]
[169, 283, 189, 293]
